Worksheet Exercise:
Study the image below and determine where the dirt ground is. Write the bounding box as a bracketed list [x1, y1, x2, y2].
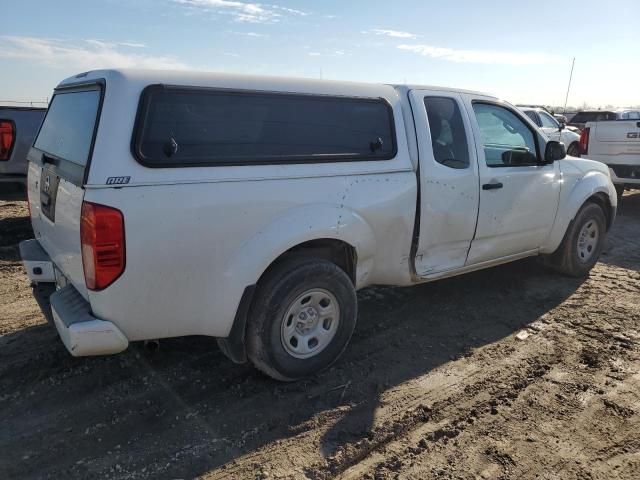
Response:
[0, 192, 639, 480]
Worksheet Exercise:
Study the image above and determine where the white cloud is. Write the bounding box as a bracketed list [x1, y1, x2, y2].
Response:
[368, 29, 419, 39]
[268, 4, 308, 16]
[174, 0, 308, 23]
[0, 36, 189, 70]
[119, 42, 147, 48]
[85, 39, 148, 49]
[306, 50, 349, 58]
[397, 44, 561, 65]
[233, 31, 268, 37]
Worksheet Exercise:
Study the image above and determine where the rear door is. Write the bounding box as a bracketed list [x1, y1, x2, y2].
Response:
[409, 89, 480, 276]
[27, 82, 103, 298]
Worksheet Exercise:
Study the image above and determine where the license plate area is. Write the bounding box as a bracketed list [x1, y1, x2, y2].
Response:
[40, 165, 60, 222]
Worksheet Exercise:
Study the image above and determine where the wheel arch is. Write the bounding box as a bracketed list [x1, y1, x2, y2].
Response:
[217, 205, 375, 364]
[585, 192, 614, 231]
[541, 171, 616, 254]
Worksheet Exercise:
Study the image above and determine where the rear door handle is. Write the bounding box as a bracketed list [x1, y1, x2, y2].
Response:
[482, 182, 503, 190]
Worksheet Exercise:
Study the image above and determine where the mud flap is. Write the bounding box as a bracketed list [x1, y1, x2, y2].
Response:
[217, 285, 256, 364]
[32, 282, 56, 324]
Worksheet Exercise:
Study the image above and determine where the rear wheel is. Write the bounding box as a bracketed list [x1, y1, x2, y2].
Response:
[246, 257, 357, 381]
[544, 203, 606, 277]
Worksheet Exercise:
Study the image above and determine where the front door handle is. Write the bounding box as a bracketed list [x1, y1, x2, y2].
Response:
[482, 182, 503, 190]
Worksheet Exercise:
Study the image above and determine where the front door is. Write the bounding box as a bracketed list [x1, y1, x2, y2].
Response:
[410, 89, 480, 277]
[462, 98, 561, 265]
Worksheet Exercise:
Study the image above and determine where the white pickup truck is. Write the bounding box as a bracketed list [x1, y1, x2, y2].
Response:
[20, 69, 617, 381]
[579, 118, 640, 197]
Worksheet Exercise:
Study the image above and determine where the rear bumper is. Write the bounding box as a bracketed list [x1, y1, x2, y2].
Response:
[50, 285, 129, 356]
[19, 239, 129, 356]
[608, 165, 640, 186]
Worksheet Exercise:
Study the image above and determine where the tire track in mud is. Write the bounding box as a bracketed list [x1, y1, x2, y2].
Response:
[334, 357, 554, 480]
[336, 262, 640, 480]
[216, 332, 562, 479]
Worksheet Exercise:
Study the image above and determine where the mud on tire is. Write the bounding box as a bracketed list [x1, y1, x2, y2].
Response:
[246, 257, 357, 381]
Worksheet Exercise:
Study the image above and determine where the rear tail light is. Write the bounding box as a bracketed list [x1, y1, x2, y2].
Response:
[81, 202, 125, 291]
[579, 127, 590, 155]
[0, 120, 15, 161]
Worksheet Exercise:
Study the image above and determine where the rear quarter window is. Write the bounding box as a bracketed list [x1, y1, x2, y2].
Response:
[133, 86, 397, 166]
[34, 89, 101, 166]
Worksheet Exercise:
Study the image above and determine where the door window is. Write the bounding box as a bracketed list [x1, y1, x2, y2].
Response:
[423, 97, 470, 169]
[539, 112, 559, 129]
[472, 103, 539, 167]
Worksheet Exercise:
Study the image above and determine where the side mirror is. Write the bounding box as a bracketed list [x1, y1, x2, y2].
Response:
[545, 140, 566, 163]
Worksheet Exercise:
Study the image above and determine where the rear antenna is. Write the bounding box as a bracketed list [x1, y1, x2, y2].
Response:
[563, 57, 575, 113]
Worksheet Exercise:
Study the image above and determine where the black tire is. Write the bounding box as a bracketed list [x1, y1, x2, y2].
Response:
[615, 184, 625, 202]
[246, 257, 357, 381]
[566, 142, 580, 157]
[544, 202, 606, 277]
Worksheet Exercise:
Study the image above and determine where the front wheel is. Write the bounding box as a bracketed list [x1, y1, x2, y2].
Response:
[543, 203, 606, 277]
[246, 258, 357, 381]
[566, 142, 580, 157]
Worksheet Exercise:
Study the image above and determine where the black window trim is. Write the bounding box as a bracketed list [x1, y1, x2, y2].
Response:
[31, 79, 106, 187]
[472, 100, 544, 168]
[131, 84, 398, 168]
[523, 110, 542, 127]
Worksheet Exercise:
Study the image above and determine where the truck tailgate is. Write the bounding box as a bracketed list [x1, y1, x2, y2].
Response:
[592, 120, 640, 156]
[26, 85, 103, 299]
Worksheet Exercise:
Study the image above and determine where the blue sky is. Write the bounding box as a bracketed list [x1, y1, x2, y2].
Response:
[2, 0, 639, 108]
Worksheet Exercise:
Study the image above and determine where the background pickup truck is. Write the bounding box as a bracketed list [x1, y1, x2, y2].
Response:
[21, 69, 617, 381]
[579, 118, 640, 197]
[0, 106, 46, 190]
[569, 109, 640, 131]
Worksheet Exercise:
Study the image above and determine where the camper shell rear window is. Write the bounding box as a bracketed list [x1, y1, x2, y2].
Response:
[132, 85, 397, 167]
[32, 82, 104, 186]
[34, 87, 102, 167]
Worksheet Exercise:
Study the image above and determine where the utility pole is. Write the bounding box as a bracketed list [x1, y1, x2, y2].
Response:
[563, 57, 575, 113]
